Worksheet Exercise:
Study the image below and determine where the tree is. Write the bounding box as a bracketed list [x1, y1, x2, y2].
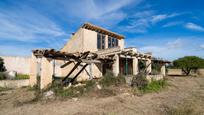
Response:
[0, 57, 6, 72]
[173, 56, 204, 76]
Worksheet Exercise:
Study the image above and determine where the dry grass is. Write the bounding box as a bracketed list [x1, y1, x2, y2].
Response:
[0, 76, 204, 115]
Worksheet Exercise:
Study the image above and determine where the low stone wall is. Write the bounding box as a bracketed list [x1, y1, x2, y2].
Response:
[167, 69, 204, 76]
[146, 75, 164, 81]
[0, 79, 29, 88]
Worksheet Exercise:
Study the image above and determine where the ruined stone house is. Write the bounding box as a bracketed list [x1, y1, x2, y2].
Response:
[30, 23, 167, 89]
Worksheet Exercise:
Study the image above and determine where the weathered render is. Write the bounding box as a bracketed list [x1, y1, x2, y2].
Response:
[1, 56, 31, 74]
[29, 23, 168, 89]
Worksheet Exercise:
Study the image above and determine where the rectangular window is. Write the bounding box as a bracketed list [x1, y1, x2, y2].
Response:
[97, 33, 101, 49]
[102, 34, 105, 49]
[97, 33, 105, 49]
[115, 38, 118, 46]
[112, 38, 115, 47]
[108, 36, 112, 48]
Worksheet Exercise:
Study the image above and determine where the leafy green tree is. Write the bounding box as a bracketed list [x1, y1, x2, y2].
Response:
[0, 57, 6, 72]
[173, 56, 204, 75]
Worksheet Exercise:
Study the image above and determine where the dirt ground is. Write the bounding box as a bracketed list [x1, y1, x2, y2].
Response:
[0, 76, 204, 115]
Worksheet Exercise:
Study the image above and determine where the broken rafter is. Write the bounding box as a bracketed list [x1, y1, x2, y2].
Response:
[32, 49, 99, 62]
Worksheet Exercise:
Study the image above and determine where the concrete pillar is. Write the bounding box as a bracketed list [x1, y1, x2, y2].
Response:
[146, 59, 152, 74]
[161, 64, 166, 76]
[112, 54, 119, 76]
[133, 57, 138, 75]
[29, 53, 37, 87]
[40, 57, 53, 89]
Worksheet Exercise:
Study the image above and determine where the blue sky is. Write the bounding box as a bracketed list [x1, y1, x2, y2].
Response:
[0, 0, 204, 60]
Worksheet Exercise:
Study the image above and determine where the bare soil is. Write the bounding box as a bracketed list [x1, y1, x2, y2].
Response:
[0, 76, 204, 115]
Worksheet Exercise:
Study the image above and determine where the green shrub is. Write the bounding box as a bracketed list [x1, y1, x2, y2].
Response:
[16, 74, 30, 79]
[53, 80, 96, 98]
[84, 80, 96, 91]
[0, 72, 6, 80]
[131, 73, 148, 90]
[0, 86, 11, 92]
[131, 72, 167, 93]
[0, 57, 6, 72]
[116, 74, 126, 85]
[141, 80, 167, 93]
[99, 71, 126, 87]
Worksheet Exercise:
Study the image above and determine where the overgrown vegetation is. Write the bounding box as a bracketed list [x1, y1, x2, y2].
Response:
[173, 56, 204, 76]
[151, 62, 162, 75]
[0, 57, 6, 72]
[15, 74, 30, 79]
[0, 72, 6, 80]
[141, 80, 167, 93]
[131, 72, 167, 93]
[53, 80, 96, 98]
[50, 71, 125, 98]
[99, 71, 126, 87]
[0, 86, 11, 92]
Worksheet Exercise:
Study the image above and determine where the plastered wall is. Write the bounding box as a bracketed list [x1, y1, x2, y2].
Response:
[1, 56, 31, 74]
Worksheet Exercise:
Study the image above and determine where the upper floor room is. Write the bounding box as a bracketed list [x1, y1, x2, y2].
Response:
[61, 23, 125, 53]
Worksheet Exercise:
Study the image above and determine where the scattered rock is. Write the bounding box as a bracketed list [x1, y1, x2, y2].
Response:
[121, 93, 130, 96]
[4, 71, 17, 80]
[96, 84, 102, 90]
[43, 90, 55, 99]
[72, 98, 78, 101]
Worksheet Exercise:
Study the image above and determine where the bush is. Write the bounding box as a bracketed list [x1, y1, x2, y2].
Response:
[0, 72, 6, 80]
[131, 72, 167, 93]
[53, 80, 96, 98]
[15, 74, 30, 80]
[0, 86, 11, 92]
[99, 71, 126, 87]
[131, 73, 148, 90]
[141, 80, 167, 93]
[0, 57, 6, 72]
[173, 56, 204, 75]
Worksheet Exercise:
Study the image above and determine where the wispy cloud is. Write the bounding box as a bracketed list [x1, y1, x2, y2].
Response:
[127, 37, 204, 60]
[151, 13, 180, 23]
[36, 0, 140, 28]
[0, 6, 66, 42]
[200, 44, 204, 49]
[184, 22, 204, 32]
[119, 12, 181, 33]
[162, 21, 183, 28]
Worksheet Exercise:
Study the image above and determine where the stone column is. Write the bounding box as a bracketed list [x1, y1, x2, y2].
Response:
[161, 64, 166, 76]
[146, 59, 152, 74]
[133, 57, 138, 75]
[29, 53, 37, 87]
[112, 54, 119, 76]
[40, 57, 53, 89]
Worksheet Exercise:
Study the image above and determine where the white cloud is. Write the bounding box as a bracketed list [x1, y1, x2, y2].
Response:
[119, 12, 181, 33]
[136, 38, 204, 60]
[167, 39, 183, 49]
[200, 44, 204, 49]
[37, 0, 140, 28]
[162, 21, 183, 28]
[0, 6, 66, 42]
[185, 22, 204, 32]
[151, 13, 180, 23]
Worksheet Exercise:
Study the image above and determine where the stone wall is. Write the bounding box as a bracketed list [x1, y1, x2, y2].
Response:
[0, 79, 29, 88]
[1, 56, 31, 74]
[146, 75, 164, 81]
[167, 69, 204, 76]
